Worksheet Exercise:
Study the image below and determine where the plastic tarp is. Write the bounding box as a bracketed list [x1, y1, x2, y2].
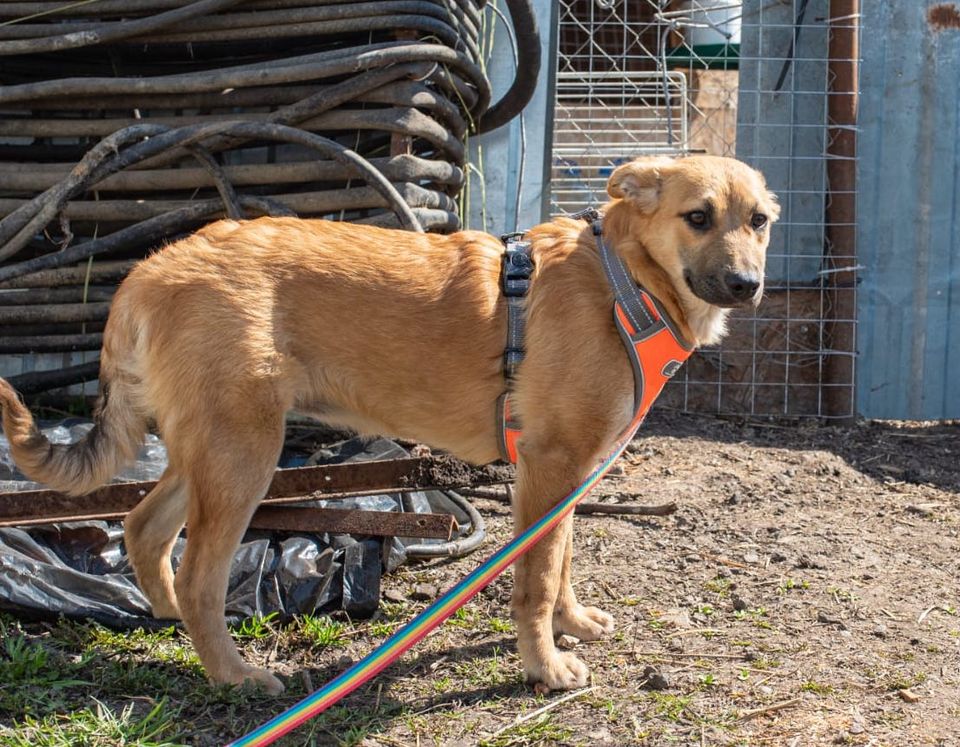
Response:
[0, 423, 470, 627]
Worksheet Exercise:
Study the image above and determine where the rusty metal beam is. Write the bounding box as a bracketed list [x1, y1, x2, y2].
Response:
[248, 506, 456, 540]
[0, 456, 513, 528]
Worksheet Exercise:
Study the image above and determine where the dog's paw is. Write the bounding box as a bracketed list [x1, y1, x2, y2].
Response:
[149, 601, 181, 621]
[525, 650, 590, 692]
[554, 604, 615, 641]
[221, 666, 285, 695]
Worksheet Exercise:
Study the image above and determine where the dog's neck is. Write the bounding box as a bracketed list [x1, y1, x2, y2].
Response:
[599, 204, 730, 347]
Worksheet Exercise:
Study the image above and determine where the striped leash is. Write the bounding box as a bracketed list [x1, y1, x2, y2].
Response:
[226, 414, 644, 747]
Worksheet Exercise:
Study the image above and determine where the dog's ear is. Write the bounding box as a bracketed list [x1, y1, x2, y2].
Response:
[607, 156, 676, 212]
[765, 191, 782, 222]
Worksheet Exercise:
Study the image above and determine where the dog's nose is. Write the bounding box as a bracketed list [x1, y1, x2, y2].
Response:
[724, 272, 760, 301]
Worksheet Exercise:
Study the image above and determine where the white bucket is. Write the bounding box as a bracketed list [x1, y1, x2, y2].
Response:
[681, 1, 742, 47]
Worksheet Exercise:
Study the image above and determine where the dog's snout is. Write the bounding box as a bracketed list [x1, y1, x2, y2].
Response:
[724, 272, 760, 301]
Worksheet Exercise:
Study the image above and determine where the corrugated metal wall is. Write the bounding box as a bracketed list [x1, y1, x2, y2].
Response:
[858, 1, 960, 419]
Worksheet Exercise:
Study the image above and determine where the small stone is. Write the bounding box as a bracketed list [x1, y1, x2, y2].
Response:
[770, 551, 788, 563]
[732, 595, 749, 612]
[848, 721, 865, 735]
[725, 493, 741, 505]
[743, 552, 760, 564]
[872, 624, 888, 638]
[336, 655, 353, 669]
[383, 589, 406, 603]
[410, 583, 439, 601]
[642, 665, 670, 690]
[660, 608, 692, 628]
[817, 611, 846, 628]
[898, 687, 921, 703]
[556, 634, 579, 650]
[758, 685, 774, 696]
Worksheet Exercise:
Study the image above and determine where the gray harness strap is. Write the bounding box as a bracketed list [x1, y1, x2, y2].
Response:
[574, 207, 692, 412]
[497, 234, 533, 462]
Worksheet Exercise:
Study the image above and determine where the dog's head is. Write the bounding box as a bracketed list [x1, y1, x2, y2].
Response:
[606, 155, 779, 322]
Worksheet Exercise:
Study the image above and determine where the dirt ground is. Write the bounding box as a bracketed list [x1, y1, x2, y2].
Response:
[2, 410, 959, 746]
[257, 411, 960, 746]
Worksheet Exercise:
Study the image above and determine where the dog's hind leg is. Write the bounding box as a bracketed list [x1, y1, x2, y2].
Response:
[172, 406, 286, 694]
[125, 468, 188, 620]
[552, 521, 615, 641]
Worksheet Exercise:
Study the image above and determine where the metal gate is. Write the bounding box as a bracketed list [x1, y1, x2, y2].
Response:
[551, 0, 859, 419]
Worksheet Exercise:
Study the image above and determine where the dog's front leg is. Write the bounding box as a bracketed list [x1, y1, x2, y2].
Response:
[553, 520, 615, 641]
[511, 447, 593, 691]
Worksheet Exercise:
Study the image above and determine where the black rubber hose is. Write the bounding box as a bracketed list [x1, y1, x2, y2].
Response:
[475, 0, 541, 134]
[0, 0, 248, 56]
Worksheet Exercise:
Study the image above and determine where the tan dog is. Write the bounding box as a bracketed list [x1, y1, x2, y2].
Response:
[0, 155, 778, 694]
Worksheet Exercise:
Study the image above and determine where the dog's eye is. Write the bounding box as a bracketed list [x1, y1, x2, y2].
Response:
[751, 213, 768, 230]
[684, 211, 709, 230]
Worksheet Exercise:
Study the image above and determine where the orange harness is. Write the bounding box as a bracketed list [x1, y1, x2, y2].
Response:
[497, 211, 693, 464]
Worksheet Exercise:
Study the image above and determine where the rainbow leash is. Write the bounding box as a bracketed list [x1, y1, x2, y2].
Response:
[227, 415, 644, 747]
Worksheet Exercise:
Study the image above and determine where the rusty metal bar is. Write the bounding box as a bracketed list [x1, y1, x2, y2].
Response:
[824, 0, 860, 421]
[0, 456, 513, 527]
[248, 506, 456, 539]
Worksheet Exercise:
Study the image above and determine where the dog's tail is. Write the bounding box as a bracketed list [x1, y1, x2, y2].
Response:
[0, 373, 146, 496]
[0, 300, 148, 496]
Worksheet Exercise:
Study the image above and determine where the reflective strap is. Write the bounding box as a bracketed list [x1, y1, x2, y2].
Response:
[497, 392, 522, 464]
[594, 217, 693, 414]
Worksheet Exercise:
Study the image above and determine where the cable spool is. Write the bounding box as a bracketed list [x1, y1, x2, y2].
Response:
[0, 0, 540, 392]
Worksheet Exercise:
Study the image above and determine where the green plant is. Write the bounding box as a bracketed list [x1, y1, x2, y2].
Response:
[299, 615, 347, 648]
[231, 612, 279, 640]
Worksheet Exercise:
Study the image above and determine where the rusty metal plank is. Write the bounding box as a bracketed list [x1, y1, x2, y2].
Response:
[248, 506, 456, 540]
[0, 456, 513, 527]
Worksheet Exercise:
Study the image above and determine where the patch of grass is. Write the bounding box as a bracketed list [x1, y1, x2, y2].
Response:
[696, 603, 715, 617]
[452, 646, 519, 688]
[698, 672, 718, 688]
[380, 601, 408, 620]
[646, 691, 691, 722]
[704, 576, 733, 596]
[0, 699, 183, 747]
[367, 619, 398, 638]
[487, 616, 514, 634]
[231, 612, 279, 640]
[447, 607, 477, 630]
[750, 656, 782, 671]
[884, 670, 927, 691]
[311, 701, 406, 747]
[777, 577, 810, 594]
[828, 586, 858, 604]
[480, 715, 573, 747]
[432, 675, 453, 693]
[800, 680, 834, 696]
[0, 626, 92, 715]
[733, 606, 772, 629]
[298, 615, 348, 648]
[82, 624, 201, 670]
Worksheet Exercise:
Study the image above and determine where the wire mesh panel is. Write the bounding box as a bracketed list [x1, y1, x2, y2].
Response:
[551, 0, 859, 419]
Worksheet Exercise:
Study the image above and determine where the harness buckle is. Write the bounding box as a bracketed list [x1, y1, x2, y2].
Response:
[568, 206, 601, 225]
[501, 240, 533, 298]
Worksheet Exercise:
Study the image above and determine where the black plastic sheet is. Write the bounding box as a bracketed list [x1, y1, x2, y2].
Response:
[0, 426, 470, 627]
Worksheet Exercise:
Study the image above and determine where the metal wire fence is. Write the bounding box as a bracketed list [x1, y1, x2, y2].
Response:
[551, 0, 859, 419]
